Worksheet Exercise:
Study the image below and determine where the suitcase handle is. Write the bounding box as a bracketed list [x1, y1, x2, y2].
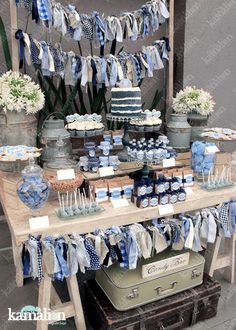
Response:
[159, 314, 184, 330]
[155, 281, 177, 295]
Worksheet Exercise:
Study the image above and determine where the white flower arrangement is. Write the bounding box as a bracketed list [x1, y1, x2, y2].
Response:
[0, 71, 45, 115]
[172, 86, 215, 116]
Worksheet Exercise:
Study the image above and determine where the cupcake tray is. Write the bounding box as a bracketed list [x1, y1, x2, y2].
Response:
[69, 129, 104, 138]
[128, 124, 162, 132]
[56, 205, 105, 220]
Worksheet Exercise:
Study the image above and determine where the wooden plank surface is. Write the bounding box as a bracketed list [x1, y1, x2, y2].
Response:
[9, 0, 19, 71]
[1, 171, 236, 245]
[168, 0, 175, 107]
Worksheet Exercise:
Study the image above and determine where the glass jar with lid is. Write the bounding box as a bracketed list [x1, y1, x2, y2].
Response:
[17, 157, 50, 216]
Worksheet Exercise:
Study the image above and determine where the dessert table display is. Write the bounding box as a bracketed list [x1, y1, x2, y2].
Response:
[2, 0, 235, 330]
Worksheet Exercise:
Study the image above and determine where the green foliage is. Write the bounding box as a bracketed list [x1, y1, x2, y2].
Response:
[0, 16, 12, 71]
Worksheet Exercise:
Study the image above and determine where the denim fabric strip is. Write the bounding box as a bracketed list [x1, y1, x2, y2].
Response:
[109, 58, 118, 86]
[91, 58, 98, 86]
[32, 0, 39, 23]
[54, 239, 70, 281]
[230, 201, 236, 234]
[23, 245, 31, 276]
[37, 0, 50, 22]
[15, 29, 25, 69]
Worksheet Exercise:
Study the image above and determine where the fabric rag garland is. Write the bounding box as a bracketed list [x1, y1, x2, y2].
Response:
[15, 30, 170, 87]
[15, 0, 169, 46]
[21, 201, 236, 283]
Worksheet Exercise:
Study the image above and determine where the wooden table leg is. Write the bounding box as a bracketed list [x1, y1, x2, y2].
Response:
[36, 268, 86, 330]
[37, 271, 52, 330]
[204, 236, 222, 277]
[66, 275, 86, 330]
[223, 233, 235, 283]
[11, 236, 24, 287]
[204, 234, 235, 283]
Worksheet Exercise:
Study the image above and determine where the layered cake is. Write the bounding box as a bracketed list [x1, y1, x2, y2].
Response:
[111, 87, 142, 117]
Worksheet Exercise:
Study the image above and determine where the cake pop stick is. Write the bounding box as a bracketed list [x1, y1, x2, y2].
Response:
[78, 190, 82, 209]
[227, 167, 232, 184]
[62, 195, 65, 211]
[68, 192, 74, 216]
[80, 192, 86, 214]
[89, 185, 98, 209]
[61, 195, 68, 217]
[66, 191, 69, 208]
[207, 170, 211, 187]
[83, 188, 88, 206]
[73, 189, 81, 215]
[74, 190, 78, 207]
[58, 191, 62, 209]
[229, 166, 232, 183]
[202, 170, 207, 188]
[214, 169, 219, 186]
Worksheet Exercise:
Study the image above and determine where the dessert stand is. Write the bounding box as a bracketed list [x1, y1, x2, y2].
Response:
[106, 113, 145, 162]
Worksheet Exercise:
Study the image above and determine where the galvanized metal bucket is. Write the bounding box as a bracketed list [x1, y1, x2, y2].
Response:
[0, 110, 37, 147]
[167, 113, 191, 151]
[187, 112, 209, 142]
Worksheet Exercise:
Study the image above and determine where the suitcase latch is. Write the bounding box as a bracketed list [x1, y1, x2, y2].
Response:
[127, 288, 139, 299]
[191, 269, 201, 279]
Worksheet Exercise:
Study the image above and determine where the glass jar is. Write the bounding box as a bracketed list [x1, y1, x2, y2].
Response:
[17, 158, 50, 216]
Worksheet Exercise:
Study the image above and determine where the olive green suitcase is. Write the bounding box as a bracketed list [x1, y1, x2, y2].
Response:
[96, 250, 205, 311]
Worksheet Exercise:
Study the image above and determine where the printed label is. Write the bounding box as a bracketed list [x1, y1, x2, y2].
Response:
[170, 195, 178, 204]
[158, 204, 174, 216]
[185, 175, 193, 184]
[99, 167, 114, 177]
[124, 187, 132, 197]
[57, 169, 75, 181]
[139, 186, 147, 196]
[111, 190, 121, 199]
[111, 198, 129, 208]
[160, 195, 169, 205]
[142, 252, 190, 278]
[29, 216, 49, 230]
[155, 184, 165, 194]
[150, 197, 158, 207]
[96, 190, 107, 199]
[142, 199, 149, 208]
[164, 182, 170, 190]
[178, 193, 186, 201]
[171, 182, 180, 191]
[146, 186, 153, 194]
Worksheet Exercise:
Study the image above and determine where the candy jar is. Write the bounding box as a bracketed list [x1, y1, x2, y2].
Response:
[17, 157, 50, 216]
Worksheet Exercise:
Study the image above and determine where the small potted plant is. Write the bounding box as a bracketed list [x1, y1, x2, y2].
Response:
[172, 86, 215, 141]
[0, 71, 45, 146]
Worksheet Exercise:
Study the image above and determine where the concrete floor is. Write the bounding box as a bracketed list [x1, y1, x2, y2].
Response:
[0, 218, 236, 330]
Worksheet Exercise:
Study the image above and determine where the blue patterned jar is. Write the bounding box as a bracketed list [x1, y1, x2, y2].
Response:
[17, 158, 50, 215]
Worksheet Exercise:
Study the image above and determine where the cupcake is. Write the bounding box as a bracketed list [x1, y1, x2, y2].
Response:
[153, 118, 162, 131]
[95, 122, 104, 135]
[144, 119, 153, 132]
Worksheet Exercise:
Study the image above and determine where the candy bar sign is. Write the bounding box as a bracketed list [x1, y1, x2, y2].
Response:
[142, 252, 190, 279]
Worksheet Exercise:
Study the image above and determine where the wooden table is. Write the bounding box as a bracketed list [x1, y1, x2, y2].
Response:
[1, 170, 236, 329]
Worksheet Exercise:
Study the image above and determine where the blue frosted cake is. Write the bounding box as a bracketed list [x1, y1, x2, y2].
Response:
[111, 87, 142, 117]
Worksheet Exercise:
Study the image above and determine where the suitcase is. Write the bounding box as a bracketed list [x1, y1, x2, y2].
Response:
[85, 274, 221, 330]
[95, 250, 205, 311]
